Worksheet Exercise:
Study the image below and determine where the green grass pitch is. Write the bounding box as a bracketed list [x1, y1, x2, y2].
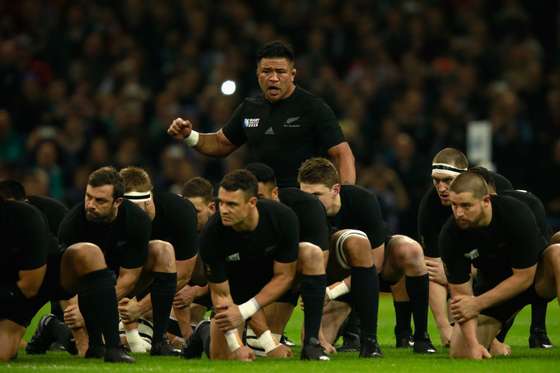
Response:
[2, 294, 559, 372]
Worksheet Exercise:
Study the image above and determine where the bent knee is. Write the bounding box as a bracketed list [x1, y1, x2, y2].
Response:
[299, 242, 324, 264]
[544, 243, 560, 263]
[149, 240, 176, 271]
[390, 236, 424, 266]
[64, 242, 106, 268]
[343, 235, 372, 264]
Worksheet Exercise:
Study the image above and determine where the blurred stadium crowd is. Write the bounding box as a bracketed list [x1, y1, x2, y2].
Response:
[0, 0, 559, 237]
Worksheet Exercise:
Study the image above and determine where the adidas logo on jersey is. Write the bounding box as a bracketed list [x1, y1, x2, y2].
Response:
[226, 252, 241, 262]
[264, 127, 275, 135]
[464, 249, 479, 260]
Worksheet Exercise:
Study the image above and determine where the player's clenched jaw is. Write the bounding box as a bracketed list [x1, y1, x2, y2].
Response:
[217, 187, 257, 228]
[85, 184, 122, 223]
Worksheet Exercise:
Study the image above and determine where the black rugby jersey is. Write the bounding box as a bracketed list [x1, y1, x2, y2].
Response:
[151, 191, 198, 260]
[59, 200, 151, 271]
[0, 200, 49, 282]
[418, 172, 513, 258]
[329, 185, 388, 248]
[440, 195, 543, 289]
[199, 199, 298, 302]
[222, 86, 345, 187]
[279, 187, 329, 251]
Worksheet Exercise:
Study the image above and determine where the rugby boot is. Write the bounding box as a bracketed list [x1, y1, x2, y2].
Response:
[301, 337, 329, 361]
[359, 337, 383, 358]
[337, 331, 360, 352]
[151, 340, 181, 356]
[25, 314, 56, 354]
[529, 329, 553, 349]
[104, 346, 135, 363]
[85, 345, 105, 358]
[280, 334, 296, 347]
[413, 333, 437, 354]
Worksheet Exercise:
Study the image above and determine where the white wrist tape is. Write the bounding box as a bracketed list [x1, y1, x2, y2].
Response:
[225, 329, 242, 352]
[326, 281, 350, 300]
[184, 130, 200, 147]
[259, 330, 279, 354]
[238, 297, 260, 320]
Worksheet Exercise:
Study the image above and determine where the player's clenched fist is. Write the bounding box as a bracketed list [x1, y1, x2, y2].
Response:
[167, 117, 193, 140]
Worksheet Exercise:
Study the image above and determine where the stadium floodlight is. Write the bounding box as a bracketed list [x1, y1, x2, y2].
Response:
[220, 80, 237, 95]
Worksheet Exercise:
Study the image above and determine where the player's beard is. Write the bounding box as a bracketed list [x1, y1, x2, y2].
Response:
[86, 207, 115, 223]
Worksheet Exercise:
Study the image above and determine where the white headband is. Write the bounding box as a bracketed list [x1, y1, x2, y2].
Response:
[431, 163, 467, 178]
[123, 191, 152, 203]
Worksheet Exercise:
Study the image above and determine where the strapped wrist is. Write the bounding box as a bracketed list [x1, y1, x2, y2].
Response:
[326, 281, 350, 300]
[184, 130, 200, 147]
[225, 329, 242, 352]
[238, 297, 260, 320]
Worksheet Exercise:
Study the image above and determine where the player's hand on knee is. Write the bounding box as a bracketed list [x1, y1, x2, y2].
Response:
[118, 297, 142, 322]
[266, 344, 293, 358]
[426, 259, 448, 285]
[173, 286, 197, 309]
[167, 118, 192, 140]
[450, 295, 480, 323]
[63, 304, 85, 329]
[214, 304, 244, 331]
[235, 345, 256, 361]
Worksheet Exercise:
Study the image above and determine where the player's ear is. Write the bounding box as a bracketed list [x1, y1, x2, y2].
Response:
[291, 67, 296, 81]
[272, 186, 279, 200]
[482, 194, 491, 205]
[332, 183, 341, 195]
[248, 196, 258, 207]
[114, 197, 124, 208]
[208, 201, 216, 214]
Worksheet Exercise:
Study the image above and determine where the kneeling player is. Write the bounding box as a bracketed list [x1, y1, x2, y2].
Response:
[440, 172, 560, 359]
[298, 158, 435, 355]
[196, 170, 300, 361]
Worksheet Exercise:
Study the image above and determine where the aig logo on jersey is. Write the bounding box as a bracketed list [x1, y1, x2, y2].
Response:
[244, 118, 260, 128]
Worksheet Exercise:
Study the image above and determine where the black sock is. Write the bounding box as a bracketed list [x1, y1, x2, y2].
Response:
[530, 299, 548, 333]
[393, 301, 412, 337]
[343, 310, 361, 337]
[151, 272, 177, 345]
[405, 274, 429, 339]
[200, 322, 211, 358]
[51, 300, 64, 321]
[497, 317, 515, 342]
[300, 274, 326, 344]
[351, 266, 379, 341]
[77, 269, 119, 349]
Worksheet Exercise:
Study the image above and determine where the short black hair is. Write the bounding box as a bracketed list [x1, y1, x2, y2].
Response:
[449, 171, 489, 199]
[0, 180, 26, 201]
[220, 169, 258, 199]
[245, 163, 276, 185]
[468, 166, 496, 190]
[88, 166, 125, 199]
[256, 40, 295, 63]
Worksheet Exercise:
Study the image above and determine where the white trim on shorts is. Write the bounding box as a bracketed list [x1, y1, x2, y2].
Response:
[335, 229, 368, 270]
